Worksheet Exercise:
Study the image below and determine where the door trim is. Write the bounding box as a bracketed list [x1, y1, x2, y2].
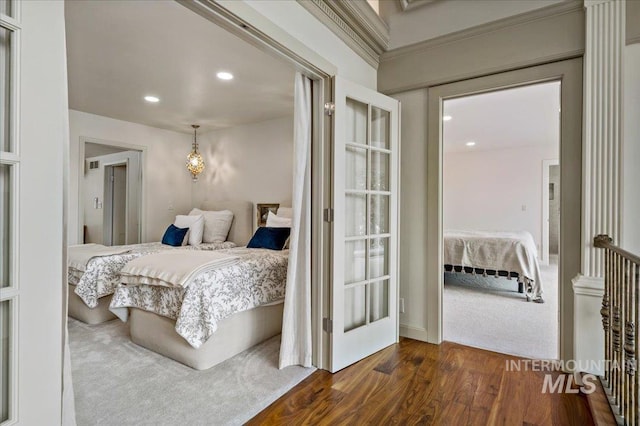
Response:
[542, 159, 560, 266]
[426, 58, 583, 362]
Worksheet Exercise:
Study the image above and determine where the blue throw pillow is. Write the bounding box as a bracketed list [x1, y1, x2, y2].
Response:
[247, 227, 291, 251]
[161, 224, 189, 247]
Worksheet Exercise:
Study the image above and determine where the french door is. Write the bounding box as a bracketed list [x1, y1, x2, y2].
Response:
[330, 77, 400, 372]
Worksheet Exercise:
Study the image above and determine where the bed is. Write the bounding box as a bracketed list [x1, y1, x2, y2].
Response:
[66, 200, 252, 324]
[109, 201, 291, 370]
[443, 230, 544, 303]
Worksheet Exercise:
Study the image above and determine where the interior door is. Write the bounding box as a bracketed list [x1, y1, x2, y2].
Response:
[111, 164, 127, 245]
[330, 76, 400, 372]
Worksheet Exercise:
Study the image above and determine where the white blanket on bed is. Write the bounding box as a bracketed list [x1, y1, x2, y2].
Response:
[67, 243, 132, 272]
[119, 250, 239, 288]
[443, 230, 543, 298]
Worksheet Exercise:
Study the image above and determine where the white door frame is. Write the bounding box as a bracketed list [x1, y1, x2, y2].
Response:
[542, 159, 560, 266]
[426, 58, 583, 362]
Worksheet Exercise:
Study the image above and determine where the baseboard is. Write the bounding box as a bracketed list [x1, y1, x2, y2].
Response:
[399, 324, 429, 342]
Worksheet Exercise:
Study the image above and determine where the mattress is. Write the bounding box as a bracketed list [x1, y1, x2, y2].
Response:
[443, 230, 543, 302]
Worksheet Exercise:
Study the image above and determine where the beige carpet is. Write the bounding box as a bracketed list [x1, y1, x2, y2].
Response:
[69, 318, 314, 426]
[443, 256, 559, 360]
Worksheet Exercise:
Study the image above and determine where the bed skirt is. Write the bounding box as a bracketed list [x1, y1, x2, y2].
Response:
[129, 302, 284, 370]
[68, 284, 117, 324]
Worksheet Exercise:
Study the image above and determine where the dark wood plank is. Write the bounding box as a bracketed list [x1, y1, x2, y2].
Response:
[247, 338, 595, 426]
[582, 372, 617, 426]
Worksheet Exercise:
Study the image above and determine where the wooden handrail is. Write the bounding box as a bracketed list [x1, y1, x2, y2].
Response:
[594, 234, 640, 426]
[595, 234, 640, 265]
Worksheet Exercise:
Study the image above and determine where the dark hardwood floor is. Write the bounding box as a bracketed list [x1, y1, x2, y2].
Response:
[248, 338, 594, 425]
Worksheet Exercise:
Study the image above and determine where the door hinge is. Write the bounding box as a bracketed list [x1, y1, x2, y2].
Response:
[324, 102, 335, 116]
[323, 317, 333, 333]
[324, 208, 334, 223]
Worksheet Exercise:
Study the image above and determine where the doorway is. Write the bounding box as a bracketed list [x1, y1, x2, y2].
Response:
[80, 140, 142, 245]
[441, 81, 561, 359]
[425, 58, 583, 362]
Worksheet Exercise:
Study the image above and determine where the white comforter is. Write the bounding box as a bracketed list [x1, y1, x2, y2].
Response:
[443, 230, 543, 300]
[120, 250, 239, 288]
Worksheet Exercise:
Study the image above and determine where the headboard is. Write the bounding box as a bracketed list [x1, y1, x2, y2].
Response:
[200, 200, 253, 246]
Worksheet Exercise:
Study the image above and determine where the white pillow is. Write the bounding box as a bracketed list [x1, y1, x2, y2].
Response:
[174, 214, 204, 246]
[190, 208, 234, 243]
[266, 211, 292, 228]
[276, 207, 293, 219]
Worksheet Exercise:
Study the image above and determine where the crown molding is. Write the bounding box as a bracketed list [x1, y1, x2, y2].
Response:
[297, 0, 389, 69]
[381, 0, 583, 61]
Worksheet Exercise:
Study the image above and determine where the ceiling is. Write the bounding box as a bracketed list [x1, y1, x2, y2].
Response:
[443, 81, 560, 153]
[65, 1, 296, 134]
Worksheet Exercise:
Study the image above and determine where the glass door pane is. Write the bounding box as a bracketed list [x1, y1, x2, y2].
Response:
[344, 286, 366, 332]
[0, 27, 11, 152]
[345, 240, 366, 284]
[345, 146, 367, 190]
[370, 194, 389, 235]
[0, 300, 9, 422]
[370, 106, 389, 149]
[0, 0, 12, 17]
[346, 98, 367, 144]
[0, 164, 10, 288]
[370, 151, 389, 191]
[345, 194, 366, 237]
[369, 280, 389, 323]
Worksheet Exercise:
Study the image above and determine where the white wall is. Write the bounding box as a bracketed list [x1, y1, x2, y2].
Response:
[623, 43, 640, 254]
[68, 110, 193, 243]
[192, 116, 294, 210]
[395, 89, 429, 336]
[443, 144, 558, 253]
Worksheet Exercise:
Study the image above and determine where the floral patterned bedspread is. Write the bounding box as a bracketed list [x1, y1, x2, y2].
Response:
[68, 241, 236, 308]
[109, 247, 289, 348]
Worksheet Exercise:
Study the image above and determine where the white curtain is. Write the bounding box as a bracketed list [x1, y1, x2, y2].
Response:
[279, 73, 312, 368]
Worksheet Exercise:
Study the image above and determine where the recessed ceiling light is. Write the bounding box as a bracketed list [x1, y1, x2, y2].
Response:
[443, 115, 452, 121]
[216, 71, 234, 81]
[144, 95, 159, 103]
[466, 141, 476, 147]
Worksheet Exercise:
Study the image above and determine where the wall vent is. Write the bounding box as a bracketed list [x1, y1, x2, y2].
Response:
[89, 160, 99, 170]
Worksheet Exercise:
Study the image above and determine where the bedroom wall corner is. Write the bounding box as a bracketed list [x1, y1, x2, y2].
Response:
[191, 116, 295, 213]
[68, 110, 193, 244]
